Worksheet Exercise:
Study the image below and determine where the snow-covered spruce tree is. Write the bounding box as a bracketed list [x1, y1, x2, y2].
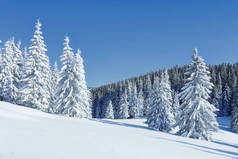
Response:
[49, 62, 59, 112]
[163, 69, 173, 107]
[1, 40, 13, 102]
[231, 78, 238, 133]
[95, 95, 101, 118]
[0, 45, 3, 99]
[231, 76, 238, 132]
[143, 74, 152, 115]
[12, 41, 24, 104]
[55, 38, 91, 118]
[1, 38, 19, 103]
[147, 71, 175, 132]
[117, 89, 129, 119]
[20, 20, 51, 111]
[176, 48, 218, 140]
[16, 47, 28, 105]
[137, 88, 144, 117]
[105, 100, 114, 119]
[222, 84, 231, 116]
[129, 84, 140, 118]
[171, 90, 179, 120]
[215, 73, 223, 116]
[74, 49, 91, 117]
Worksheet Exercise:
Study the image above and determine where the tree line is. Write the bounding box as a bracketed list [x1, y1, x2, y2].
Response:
[91, 51, 238, 135]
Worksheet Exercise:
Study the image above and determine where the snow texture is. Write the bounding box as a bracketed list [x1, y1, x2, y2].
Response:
[0, 101, 237, 159]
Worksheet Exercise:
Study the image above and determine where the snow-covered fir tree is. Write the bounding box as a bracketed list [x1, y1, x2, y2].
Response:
[12, 40, 24, 104]
[215, 73, 223, 115]
[231, 79, 238, 133]
[211, 76, 222, 116]
[176, 48, 218, 140]
[19, 20, 51, 111]
[147, 70, 174, 132]
[0, 45, 2, 99]
[1, 38, 23, 104]
[74, 49, 91, 117]
[1, 39, 15, 102]
[95, 95, 101, 118]
[55, 37, 91, 118]
[222, 84, 231, 116]
[105, 100, 114, 119]
[137, 89, 144, 117]
[129, 84, 140, 118]
[171, 90, 179, 119]
[49, 62, 59, 112]
[117, 89, 129, 119]
[143, 74, 152, 115]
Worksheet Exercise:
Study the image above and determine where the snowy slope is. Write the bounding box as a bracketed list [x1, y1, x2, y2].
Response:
[0, 101, 238, 159]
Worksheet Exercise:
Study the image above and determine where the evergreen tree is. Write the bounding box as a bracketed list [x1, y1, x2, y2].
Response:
[143, 74, 152, 115]
[105, 100, 114, 119]
[55, 37, 91, 118]
[95, 95, 101, 118]
[12, 40, 24, 104]
[171, 90, 179, 120]
[147, 71, 174, 132]
[1, 38, 23, 104]
[117, 90, 129, 119]
[20, 20, 51, 111]
[129, 84, 140, 118]
[74, 49, 91, 117]
[0, 45, 3, 99]
[231, 78, 238, 133]
[222, 84, 231, 116]
[176, 48, 218, 140]
[1, 39, 14, 102]
[216, 73, 223, 116]
[49, 62, 59, 112]
[137, 89, 144, 117]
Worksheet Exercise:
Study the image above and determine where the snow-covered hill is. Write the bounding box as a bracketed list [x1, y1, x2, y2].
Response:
[0, 101, 238, 159]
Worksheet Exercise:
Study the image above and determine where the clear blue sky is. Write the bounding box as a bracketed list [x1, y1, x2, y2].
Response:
[0, 0, 238, 87]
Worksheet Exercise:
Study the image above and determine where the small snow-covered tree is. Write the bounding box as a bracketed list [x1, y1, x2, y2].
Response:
[20, 20, 51, 111]
[12, 40, 24, 104]
[105, 100, 114, 119]
[147, 70, 174, 132]
[118, 90, 129, 119]
[129, 84, 140, 118]
[55, 36, 75, 116]
[74, 49, 91, 117]
[0, 45, 3, 98]
[216, 73, 223, 114]
[55, 38, 91, 118]
[222, 84, 231, 116]
[49, 62, 59, 112]
[95, 95, 101, 118]
[143, 75, 152, 115]
[137, 89, 144, 117]
[176, 48, 218, 140]
[231, 77, 238, 133]
[1, 38, 23, 103]
[171, 90, 179, 119]
[1, 39, 14, 102]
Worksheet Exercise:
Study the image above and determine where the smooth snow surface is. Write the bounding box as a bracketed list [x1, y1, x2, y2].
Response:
[0, 102, 238, 159]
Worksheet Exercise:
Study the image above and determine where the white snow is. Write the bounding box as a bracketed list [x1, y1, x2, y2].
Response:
[0, 101, 237, 159]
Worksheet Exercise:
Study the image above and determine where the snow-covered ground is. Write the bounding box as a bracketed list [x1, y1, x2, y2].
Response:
[0, 101, 238, 159]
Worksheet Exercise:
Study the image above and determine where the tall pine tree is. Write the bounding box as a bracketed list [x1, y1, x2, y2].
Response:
[147, 70, 174, 132]
[55, 37, 91, 118]
[20, 20, 51, 111]
[176, 48, 218, 140]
